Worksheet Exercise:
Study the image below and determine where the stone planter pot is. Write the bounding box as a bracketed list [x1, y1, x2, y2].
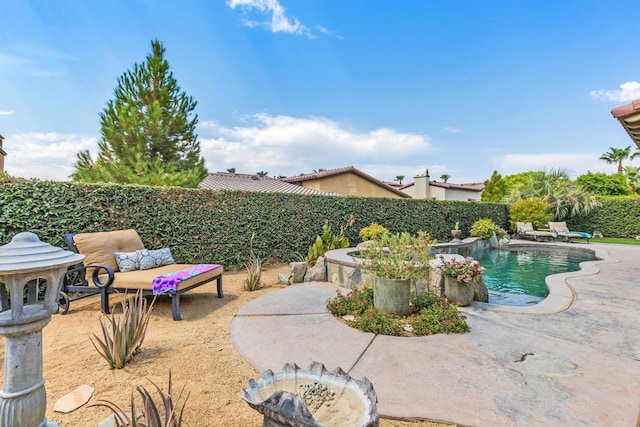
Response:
[444, 276, 474, 306]
[373, 276, 411, 316]
[450, 229, 462, 242]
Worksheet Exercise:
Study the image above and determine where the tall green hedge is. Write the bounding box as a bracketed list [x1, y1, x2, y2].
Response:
[566, 196, 640, 238]
[0, 177, 508, 266]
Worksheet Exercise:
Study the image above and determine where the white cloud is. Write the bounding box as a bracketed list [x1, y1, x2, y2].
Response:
[3, 132, 98, 181]
[0, 111, 14, 116]
[316, 25, 343, 40]
[492, 152, 626, 178]
[442, 126, 462, 133]
[226, 0, 311, 36]
[590, 81, 640, 102]
[198, 113, 432, 178]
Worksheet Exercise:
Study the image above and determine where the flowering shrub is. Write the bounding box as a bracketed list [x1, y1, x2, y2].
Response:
[439, 256, 484, 285]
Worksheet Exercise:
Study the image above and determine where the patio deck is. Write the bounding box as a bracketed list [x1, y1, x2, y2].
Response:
[231, 242, 640, 426]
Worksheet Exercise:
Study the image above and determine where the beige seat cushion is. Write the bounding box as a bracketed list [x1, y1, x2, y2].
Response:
[111, 264, 223, 291]
[73, 229, 145, 281]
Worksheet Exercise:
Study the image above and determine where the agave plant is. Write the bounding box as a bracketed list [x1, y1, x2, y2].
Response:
[91, 290, 155, 369]
[90, 370, 189, 427]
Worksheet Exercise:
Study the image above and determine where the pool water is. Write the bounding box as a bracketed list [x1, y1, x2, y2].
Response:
[474, 247, 596, 306]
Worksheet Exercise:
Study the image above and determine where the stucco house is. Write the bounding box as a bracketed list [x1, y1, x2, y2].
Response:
[400, 171, 484, 201]
[199, 172, 338, 196]
[611, 98, 640, 148]
[281, 166, 410, 199]
[0, 134, 6, 174]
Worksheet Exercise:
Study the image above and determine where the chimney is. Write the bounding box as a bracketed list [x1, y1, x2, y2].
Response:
[413, 169, 430, 199]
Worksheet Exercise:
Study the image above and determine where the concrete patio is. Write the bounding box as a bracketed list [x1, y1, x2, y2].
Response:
[231, 242, 640, 426]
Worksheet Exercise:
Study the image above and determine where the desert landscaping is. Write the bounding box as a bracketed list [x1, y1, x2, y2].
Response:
[0, 264, 449, 427]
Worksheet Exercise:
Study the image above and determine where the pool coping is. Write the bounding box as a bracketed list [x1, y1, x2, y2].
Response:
[324, 239, 617, 315]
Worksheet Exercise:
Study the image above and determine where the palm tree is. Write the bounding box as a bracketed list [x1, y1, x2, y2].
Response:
[394, 175, 405, 185]
[256, 171, 268, 177]
[226, 167, 236, 173]
[600, 146, 631, 174]
[440, 174, 451, 183]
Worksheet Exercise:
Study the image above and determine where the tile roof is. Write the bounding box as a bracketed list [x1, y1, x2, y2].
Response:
[282, 165, 410, 198]
[399, 181, 484, 191]
[199, 172, 339, 196]
[611, 99, 640, 148]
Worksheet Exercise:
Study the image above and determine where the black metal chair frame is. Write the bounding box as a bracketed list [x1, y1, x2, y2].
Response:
[61, 232, 224, 321]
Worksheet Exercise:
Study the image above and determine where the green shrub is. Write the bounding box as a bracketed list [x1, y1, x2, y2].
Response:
[358, 231, 434, 280]
[307, 216, 353, 264]
[0, 176, 509, 264]
[508, 198, 553, 232]
[326, 287, 373, 316]
[411, 301, 469, 335]
[91, 291, 154, 369]
[326, 289, 468, 336]
[470, 218, 496, 240]
[358, 222, 389, 241]
[410, 292, 440, 311]
[352, 308, 405, 335]
[567, 196, 640, 238]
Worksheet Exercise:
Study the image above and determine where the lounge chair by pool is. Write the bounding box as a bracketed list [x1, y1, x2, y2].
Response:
[548, 222, 591, 243]
[516, 222, 556, 242]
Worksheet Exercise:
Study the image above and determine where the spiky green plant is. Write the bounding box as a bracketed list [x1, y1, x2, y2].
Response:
[90, 370, 189, 427]
[244, 253, 264, 291]
[91, 290, 155, 369]
[244, 233, 265, 291]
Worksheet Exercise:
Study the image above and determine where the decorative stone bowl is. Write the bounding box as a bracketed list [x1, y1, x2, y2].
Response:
[241, 361, 379, 427]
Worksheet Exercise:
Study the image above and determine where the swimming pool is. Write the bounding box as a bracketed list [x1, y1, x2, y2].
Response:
[474, 246, 597, 306]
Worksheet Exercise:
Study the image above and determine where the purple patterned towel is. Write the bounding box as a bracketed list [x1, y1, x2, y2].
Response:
[152, 264, 221, 295]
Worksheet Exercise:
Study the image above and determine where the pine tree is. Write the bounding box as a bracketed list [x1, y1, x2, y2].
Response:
[72, 39, 207, 187]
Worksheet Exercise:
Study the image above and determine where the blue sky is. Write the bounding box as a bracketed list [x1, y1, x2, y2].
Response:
[1, 0, 640, 184]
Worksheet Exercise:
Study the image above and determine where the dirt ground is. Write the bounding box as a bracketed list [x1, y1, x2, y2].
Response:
[0, 265, 453, 427]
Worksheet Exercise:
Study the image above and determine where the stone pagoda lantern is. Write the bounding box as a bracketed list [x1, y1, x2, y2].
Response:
[0, 232, 84, 427]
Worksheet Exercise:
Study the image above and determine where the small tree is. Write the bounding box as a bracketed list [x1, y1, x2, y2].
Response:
[72, 39, 207, 187]
[481, 170, 507, 202]
[624, 166, 640, 193]
[394, 175, 405, 185]
[575, 172, 632, 196]
[508, 198, 553, 232]
[506, 168, 600, 220]
[440, 174, 451, 183]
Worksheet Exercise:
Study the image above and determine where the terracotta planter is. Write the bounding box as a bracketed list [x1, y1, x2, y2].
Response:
[444, 276, 474, 306]
[373, 276, 411, 316]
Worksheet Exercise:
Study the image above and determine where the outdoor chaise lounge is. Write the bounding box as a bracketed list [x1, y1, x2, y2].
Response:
[61, 229, 224, 320]
[548, 222, 592, 243]
[516, 222, 557, 242]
